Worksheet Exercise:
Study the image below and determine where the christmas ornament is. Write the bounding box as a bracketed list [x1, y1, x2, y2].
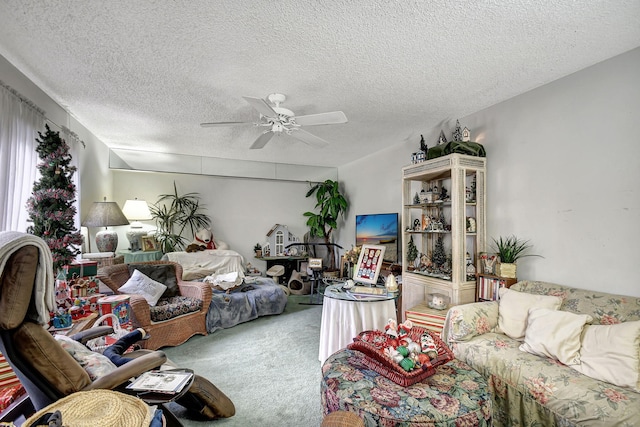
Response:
[380, 319, 441, 372]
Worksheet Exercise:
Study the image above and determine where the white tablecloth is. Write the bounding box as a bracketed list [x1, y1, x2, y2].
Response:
[319, 293, 398, 364]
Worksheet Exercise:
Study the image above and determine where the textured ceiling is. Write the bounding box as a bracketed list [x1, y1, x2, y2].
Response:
[0, 0, 639, 168]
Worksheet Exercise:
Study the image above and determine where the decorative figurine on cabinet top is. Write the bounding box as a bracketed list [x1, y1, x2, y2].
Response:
[427, 120, 486, 160]
[462, 127, 471, 142]
[438, 130, 448, 145]
[411, 135, 427, 164]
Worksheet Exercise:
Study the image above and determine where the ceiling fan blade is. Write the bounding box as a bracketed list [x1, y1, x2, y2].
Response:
[289, 129, 330, 148]
[294, 111, 348, 126]
[200, 121, 252, 127]
[243, 96, 278, 118]
[250, 131, 275, 149]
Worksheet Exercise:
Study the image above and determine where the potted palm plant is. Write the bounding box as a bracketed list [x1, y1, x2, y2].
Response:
[491, 235, 541, 278]
[303, 179, 348, 273]
[149, 182, 211, 253]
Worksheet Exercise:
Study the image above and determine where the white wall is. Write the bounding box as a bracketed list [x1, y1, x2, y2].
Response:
[339, 47, 640, 296]
[111, 170, 318, 269]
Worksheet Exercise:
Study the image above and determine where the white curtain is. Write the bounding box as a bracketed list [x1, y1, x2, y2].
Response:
[60, 126, 84, 245]
[0, 81, 45, 231]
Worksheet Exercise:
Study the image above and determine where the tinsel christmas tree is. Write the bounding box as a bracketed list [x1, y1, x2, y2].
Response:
[431, 235, 447, 268]
[407, 235, 419, 266]
[26, 124, 83, 270]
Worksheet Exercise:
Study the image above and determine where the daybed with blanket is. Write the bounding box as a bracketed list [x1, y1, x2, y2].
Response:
[162, 249, 245, 281]
[205, 277, 287, 333]
[442, 280, 640, 426]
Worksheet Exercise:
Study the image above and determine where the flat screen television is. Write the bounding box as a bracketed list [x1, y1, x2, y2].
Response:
[355, 212, 399, 263]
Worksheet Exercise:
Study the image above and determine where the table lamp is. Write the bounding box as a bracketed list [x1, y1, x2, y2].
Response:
[81, 198, 129, 252]
[122, 199, 153, 251]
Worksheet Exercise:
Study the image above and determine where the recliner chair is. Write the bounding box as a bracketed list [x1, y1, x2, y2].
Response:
[0, 232, 234, 424]
[0, 233, 166, 412]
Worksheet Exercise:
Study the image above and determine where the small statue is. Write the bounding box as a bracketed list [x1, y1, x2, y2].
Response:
[440, 186, 448, 201]
[420, 134, 427, 153]
[438, 130, 447, 145]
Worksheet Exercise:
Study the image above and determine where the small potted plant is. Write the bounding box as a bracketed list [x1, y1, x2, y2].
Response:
[491, 235, 541, 278]
[253, 243, 263, 258]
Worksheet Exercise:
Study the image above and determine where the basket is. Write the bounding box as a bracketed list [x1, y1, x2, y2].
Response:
[86, 313, 131, 353]
[347, 326, 454, 386]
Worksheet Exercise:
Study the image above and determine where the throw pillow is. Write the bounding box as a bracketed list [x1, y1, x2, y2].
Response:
[497, 288, 563, 340]
[54, 335, 117, 380]
[120, 269, 167, 306]
[127, 263, 179, 297]
[444, 301, 499, 343]
[571, 320, 640, 392]
[519, 308, 592, 365]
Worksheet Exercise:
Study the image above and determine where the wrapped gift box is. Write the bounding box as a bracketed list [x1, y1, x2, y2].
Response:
[98, 295, 131, 328]
[0, 352, 25, 412]
[87, 278, 99, 295]
[78, 294, 105, 314]
[67, 260, 98, 278]
[69, 277, 99, 298]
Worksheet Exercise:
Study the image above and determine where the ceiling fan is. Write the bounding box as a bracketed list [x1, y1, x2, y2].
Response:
[200, 93, 348, 149]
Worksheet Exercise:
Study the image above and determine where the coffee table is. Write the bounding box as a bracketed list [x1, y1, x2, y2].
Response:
[321, 348, 492, 426]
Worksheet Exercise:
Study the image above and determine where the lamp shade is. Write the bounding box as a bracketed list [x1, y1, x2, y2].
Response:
[122, 199, 152, 251]
[122, 199, 152, 221]
[82, 201, 129, 227]
[81, 200, 129, 252]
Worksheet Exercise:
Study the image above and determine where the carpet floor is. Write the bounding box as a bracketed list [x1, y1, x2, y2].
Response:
[163, 294, 324, 426]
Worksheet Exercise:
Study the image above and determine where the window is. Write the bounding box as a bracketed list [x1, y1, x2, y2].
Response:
[275, 230, 284, 256]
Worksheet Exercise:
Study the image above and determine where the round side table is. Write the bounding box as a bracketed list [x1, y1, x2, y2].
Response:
[319, 284, 398, 364]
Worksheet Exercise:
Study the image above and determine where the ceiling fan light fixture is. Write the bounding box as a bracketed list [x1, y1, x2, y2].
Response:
[202, 93, 347, 149]
[267, 93, 287, 106]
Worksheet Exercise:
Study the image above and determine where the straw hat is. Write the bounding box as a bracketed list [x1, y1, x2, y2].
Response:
[24, 389, 152, 427]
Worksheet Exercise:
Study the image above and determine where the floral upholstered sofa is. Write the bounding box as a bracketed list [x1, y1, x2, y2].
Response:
[442, 280, 640, 427]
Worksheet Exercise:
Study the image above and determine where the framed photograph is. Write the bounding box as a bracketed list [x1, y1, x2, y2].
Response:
[141, 236, 158, 252]
[353, 244, 386, 285]
[308, 257, 323, 270]
[339, 255, 349, 279]
[479, 252, 499, 275]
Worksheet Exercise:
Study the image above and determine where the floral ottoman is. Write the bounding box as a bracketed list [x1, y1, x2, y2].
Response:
[321, 348, 492, 427]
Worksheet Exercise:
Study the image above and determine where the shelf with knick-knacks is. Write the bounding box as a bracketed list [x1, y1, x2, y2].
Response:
[401, 154, 486, 319]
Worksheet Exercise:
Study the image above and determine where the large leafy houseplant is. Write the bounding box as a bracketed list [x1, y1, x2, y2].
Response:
[149, 182, 211, 253]
[303, 179, 348, 272]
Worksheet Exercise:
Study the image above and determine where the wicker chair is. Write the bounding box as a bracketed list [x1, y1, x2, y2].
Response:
[97, 261, 212, 350]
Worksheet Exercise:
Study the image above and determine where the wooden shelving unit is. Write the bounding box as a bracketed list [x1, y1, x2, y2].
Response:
[400, 154, 486, 320]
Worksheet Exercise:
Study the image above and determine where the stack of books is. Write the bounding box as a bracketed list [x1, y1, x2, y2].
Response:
[477, 274, 517, 301]
[404, 303, 448, 334]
